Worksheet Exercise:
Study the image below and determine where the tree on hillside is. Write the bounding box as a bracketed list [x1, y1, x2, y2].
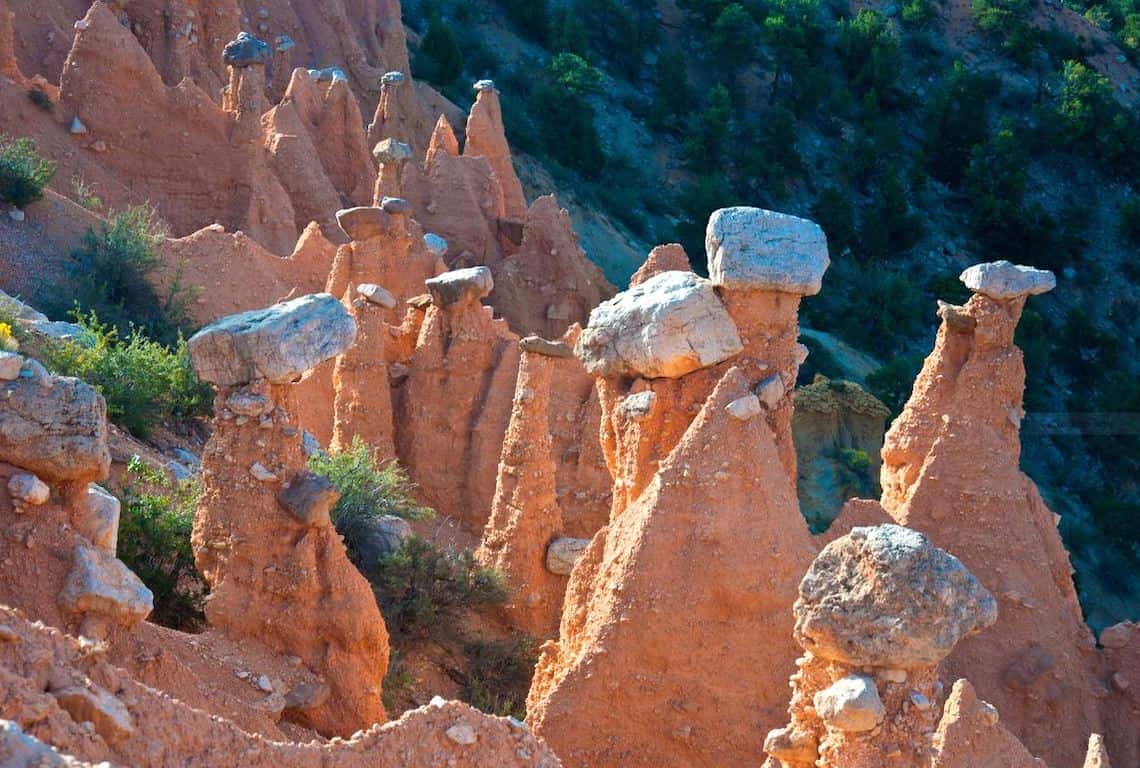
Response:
[649, 49, 691, 131]
[415, 15, 463, 88]
[711, 3, 758, 74]
[922, 61, 999, 185]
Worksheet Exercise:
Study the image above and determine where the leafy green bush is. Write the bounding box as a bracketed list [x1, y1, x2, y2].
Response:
[369, 536, 508, 641]
[415, 15, 464, 87]
[922, 62, 999, 185]
[118, 457, 207, 631]
[60, 205, 196, 346]
[308, 437, 432, 563]
[530, 53, 606, 177]
[839, 448, 872, 473]
[836, 10, 901, 96]
[0, 135, 56, 208]
[462, 635, 539, 719]
[40, 313, 212, 438]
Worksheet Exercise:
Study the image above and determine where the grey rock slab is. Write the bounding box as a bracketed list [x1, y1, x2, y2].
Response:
[959, 260, 1056, 299]
[188, 294, 356, 386]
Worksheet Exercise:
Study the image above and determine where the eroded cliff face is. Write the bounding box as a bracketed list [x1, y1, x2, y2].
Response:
[879, 267, 1112, 768]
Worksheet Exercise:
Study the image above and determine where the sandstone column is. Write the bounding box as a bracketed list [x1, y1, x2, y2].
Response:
[188, 293, 388, 737]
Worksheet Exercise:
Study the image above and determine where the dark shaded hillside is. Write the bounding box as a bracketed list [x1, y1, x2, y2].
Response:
[403, 0, 1140, 628]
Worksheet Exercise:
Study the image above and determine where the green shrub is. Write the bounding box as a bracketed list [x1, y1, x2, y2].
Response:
[308, 437, 432, 563]
[462, 635, 539, 719]
[415, 15, 464, 87]
[60, 205, 196, 345]
[39, 313, 212, 438]
[839, 447, 872, 473]
[836, 10, 901, 96]
[26, 88, 52, 111]
[1121, 196, 1140, 244]
[866, 353, 925, 415]
[922, 61, 999, 185]
[369, 535, 507, 641]
[118, 457, 207, 631]
[0, 135, 56, 208]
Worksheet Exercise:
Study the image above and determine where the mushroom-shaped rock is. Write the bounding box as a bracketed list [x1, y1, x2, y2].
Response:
[706, 206, 830, 295]
[795, 524, 997, 668]
[474, 79, 495, 91]
[813, 674, 886, 732]
[959, 260, 1056, 299]
[381, 70, 406, 85]
[424, 233, 448, 256]
[425, 267, 494, 308]
[336, 206, 390, 241]
[188, 294, 356, 387]
[575, 270, 743, 379]
[222, 32, 270, 68]
[373, 138, 413, 164]
[0, 375, 110, 483]
[58, 543, 153, 627]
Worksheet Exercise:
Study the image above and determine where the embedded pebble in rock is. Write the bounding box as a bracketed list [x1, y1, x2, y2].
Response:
[274, 35, 294, 52]
[381, 70, 405, 85]
[0, 352, 22, 380]
[620, 390, 656, 420]
[222, 32, 270, 67]
[813, 675, 886, 732]
[520, 336, 574, 358]
[546, 537, 591, 575]
[8, 472, 49, 506]
[336, 207, 389, 241]
[76, 484, 120, 553]
[725, 393, 762, 421]
[226, 391, 273, 417]
[423, 233, 448, 256]
[426, 267, 494, 308]
[68, 116, 86, 135]
[446, 723, 478, 745]
[756, 374, 785, 409]
[50, 685, 134, 745]
[301, 430, 322, 457]
[357, 283, 397, 309]
[372, 138, 413, 165]
[313, 66, 347, 82]
[380, 196, 412, 215]
[575, 270, 743, 379]
[250, 462, 278, 482]
[959, 260, 1056, 299]
[188, 294, 356, 387]
[795, 525, 998, 667]
[706, 206, 830, 295]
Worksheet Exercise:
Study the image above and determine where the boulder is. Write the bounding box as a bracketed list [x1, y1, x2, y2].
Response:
[58, 543, 153, 627]
[75, 484, 120, 553]
[381, 70, 406, 85]
[813, 675, 886, 732]
[425, 267, 494, 308]
[7, 472, 49, 506]
[0, 375, 110, 483]
[355, 515, 413, 565]
[373, 138, 413, 164]
[336, 206, 390, 241]
[222, 32, 270, 68]
[50, 686, 134, 745]
[188, 294, 357, 387]
[959, 261, 1056, 299]
[357, 283, 398, 309]
[0, 351, 21, 380]
[575, 271, 743, 379]
[545, 537, 590, 575]
[795, 525, 998, 668]
[705, 206, 830, 295]
[380, 196, 412, 215]
[276, 472, 339, 527]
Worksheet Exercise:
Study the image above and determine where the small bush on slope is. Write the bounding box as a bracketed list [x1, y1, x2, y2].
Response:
[463, 635, 539, 719]
[118, 457, 207, 631]
[0, 135, 56, 208]
[39, 312, 212, 438]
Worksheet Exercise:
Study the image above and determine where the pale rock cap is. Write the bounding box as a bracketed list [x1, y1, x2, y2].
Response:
[959, 260, 1056, 299]
[336, 206, 389, 241]
[424, 233, 449, 257]
[425, 267, 494, 308]
[372, 138, 413, 165]
[706, 206, 830, 295]
[575, 270, 743, 379]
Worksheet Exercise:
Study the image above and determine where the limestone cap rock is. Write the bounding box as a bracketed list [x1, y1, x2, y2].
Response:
[380, 196, 412, 215]
[706, 206, 830, 295]
[222, 32, 270, 68]
[423, 233, 448, 256]
[336, 206, 390, 241]
[473, 79, 496, 91]
[58, 542, 153, 627]
[959, 260, 1056, 299]
[794, 524, 997, 668]
[188, 294, 356, 387]
[381, 70, 406, 85]
[425, 267, 494, 308]
[575, 270, 743, 379]
[372, 138, 413, 165]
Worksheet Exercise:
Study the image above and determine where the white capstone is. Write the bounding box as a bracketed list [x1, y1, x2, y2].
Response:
[959, 261, 1056, 299]
[423, 233, 448, 257]
[706, 207, 830, 295]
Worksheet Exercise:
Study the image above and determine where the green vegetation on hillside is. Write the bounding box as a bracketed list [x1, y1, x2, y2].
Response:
[0, 135, 56, 209]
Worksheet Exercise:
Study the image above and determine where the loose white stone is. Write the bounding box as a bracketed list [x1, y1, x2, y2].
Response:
[756, 374, 785, 409]
[725, 394, 762, 421]
[813, 675, 885, 732]
[250, 462, 278, 482]
[8, 472, 49, 506]
[446, 723, 478, 745]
